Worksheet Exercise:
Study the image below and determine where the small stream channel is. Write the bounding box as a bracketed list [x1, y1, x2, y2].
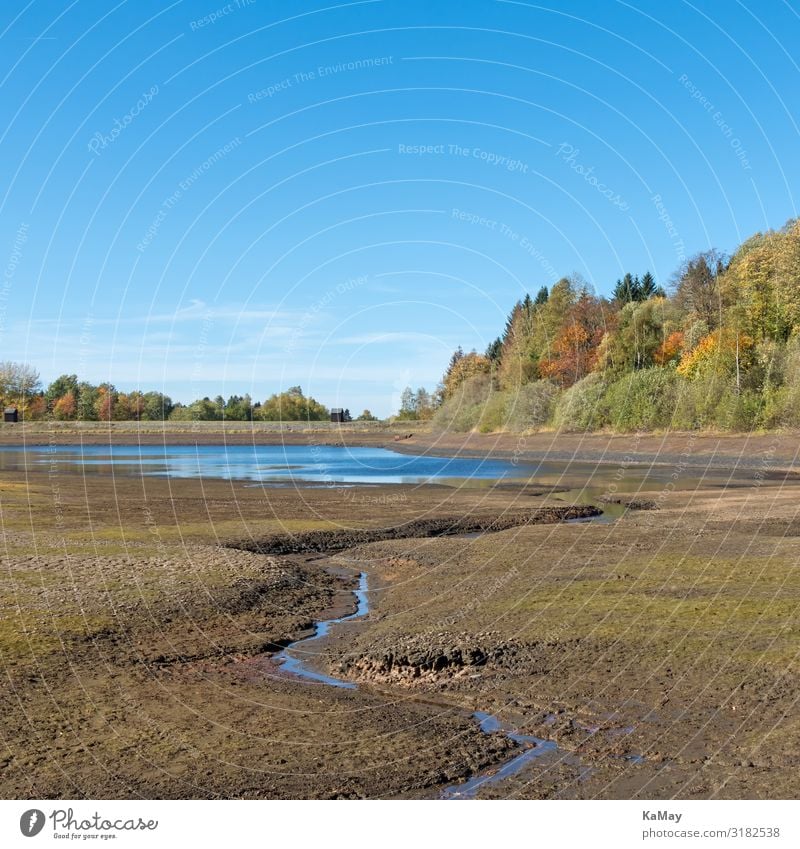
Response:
[275, 572, 369, 690]
[274, 569, 578, 799]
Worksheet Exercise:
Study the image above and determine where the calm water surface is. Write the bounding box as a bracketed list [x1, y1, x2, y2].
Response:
[0, 443, 785, 490]
[0, 444, 528, 486]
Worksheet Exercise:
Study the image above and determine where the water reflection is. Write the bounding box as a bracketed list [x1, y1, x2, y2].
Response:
[0, 444, 527, 485]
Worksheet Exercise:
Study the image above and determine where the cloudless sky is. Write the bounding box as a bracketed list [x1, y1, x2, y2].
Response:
[1, 0, 799, 415]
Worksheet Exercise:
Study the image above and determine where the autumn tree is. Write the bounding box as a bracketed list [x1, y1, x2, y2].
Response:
[92, 384, 120, 421]
[534, 277, 582, 361]
[25, 396, 48, 420]
[538, 293, 607, 387]
[673, 250, 727, 330]
[497, 279, 577, 390]
[597, 298, 680, 375]
[114, 392, 144, 421]
[442, 351, 491, 398]
[677, 328, 754, 382]
[255, 387, 328, 421]
[45, 374, 79, 408]
[0, 361, 41, 407]
[723, 221, 800, 341]
[653, 330, 685, 366]
[53, 391, 77, 420]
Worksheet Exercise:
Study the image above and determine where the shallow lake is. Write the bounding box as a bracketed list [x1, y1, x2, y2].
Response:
[0, 445, 787, 500]
[0, 443, 788, 491]
[0, 444, 529, 486]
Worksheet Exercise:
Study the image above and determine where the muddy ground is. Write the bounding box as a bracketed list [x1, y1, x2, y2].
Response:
[1, 437, 799, 799]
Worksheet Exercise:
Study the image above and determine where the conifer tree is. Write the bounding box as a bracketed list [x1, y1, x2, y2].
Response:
[485, 337, 503, 362]
[640, 271, 657, 299]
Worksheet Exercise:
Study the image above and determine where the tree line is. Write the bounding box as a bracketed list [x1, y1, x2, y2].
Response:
[0, 372, 376, 422]
[398, 218, 800, 432]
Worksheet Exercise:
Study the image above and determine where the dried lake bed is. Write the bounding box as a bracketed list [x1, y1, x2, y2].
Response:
[1, 430, 799, 799]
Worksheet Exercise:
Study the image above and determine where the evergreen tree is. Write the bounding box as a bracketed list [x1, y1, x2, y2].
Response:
[447, 347, 464, 371]
[534, 286, 549, 305]
[485, 337, 503, 362]
[613, 273, 642, 303]
[640, 271, 658, 299]
[501, 304, 520, 345]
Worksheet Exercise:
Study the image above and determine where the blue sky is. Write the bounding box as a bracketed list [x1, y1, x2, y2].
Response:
[1, 0, 799, 415]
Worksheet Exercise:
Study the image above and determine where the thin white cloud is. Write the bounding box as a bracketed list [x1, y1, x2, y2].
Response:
[333, 331, 447, 346]
[26, 301, 300, 328]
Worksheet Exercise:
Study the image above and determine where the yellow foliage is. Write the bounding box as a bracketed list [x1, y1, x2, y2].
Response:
[443, 353, 490, 398]
[677, 329, 753, 379]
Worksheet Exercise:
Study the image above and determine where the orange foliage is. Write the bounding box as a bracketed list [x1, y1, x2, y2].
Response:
[95, 388, 114, 421]
[53, 391, 77, 420]
[539, 320, 601, 387]
[653, 331, 684, 366]
[24, 396, 48, 420]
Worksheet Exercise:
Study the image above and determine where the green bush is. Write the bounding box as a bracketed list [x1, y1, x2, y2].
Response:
[759, 336, 800, 428]
[475, 391, 509, 433]
[435, 379, 559, 433]
[502, 381, 559, 432]
[713, 389, 762, 431]
[551, 373, 608, 432]
[432, 374, 493, 432]
[671, 372, 734, 429]
[603, 368, 679, 431]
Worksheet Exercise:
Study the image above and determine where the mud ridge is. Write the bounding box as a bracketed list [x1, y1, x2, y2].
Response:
[226, 506, 601, 556]
[337, 631, 523, 685]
